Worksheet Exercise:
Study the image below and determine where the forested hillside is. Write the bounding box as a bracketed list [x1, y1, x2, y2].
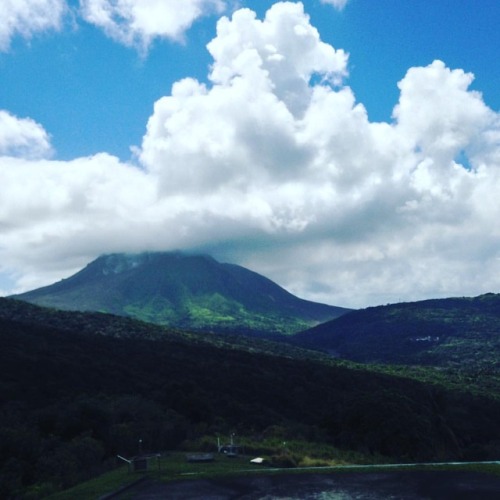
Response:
[1, 298, 500, 498]
[294, 294, 500, 371]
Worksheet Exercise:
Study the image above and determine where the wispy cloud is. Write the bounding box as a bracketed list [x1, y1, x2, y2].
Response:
[79, 0, 226, 52]
[0, 0, 227, 53]
[0, 0, 66, 51]
[320, 0, 350, 11]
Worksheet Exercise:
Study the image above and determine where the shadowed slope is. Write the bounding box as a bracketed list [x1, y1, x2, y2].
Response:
[293, 294, 500, 369]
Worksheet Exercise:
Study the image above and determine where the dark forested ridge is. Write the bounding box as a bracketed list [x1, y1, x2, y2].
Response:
[13, 251, 349, 336]
[1, 298, 500, 498]
[293, 293, 500, 371]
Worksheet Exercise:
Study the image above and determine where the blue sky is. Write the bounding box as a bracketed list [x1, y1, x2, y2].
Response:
[1, 0, 500, 308]
[3, 0, 498, 161]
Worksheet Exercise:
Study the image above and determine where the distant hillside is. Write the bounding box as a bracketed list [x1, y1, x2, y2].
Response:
[1, 298, 500, 497]
[13, 252, 349, 335]
[293, 293, 500, 370]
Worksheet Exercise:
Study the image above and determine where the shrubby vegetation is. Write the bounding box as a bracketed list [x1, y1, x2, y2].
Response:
[1, 298, 500, 498]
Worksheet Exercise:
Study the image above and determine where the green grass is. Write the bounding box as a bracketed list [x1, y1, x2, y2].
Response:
[47, 449, 500, 500]
[46, 452, 273, 500]
[46, 465, 135, 500]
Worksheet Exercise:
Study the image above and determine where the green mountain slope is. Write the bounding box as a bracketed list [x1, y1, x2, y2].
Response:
[1, 298, 500, 497]
[13, 252, 349, 335]
[293, 293, 500, 370]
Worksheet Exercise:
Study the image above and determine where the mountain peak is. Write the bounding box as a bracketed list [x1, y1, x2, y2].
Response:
[91, 251, 209, 275]
[96, 252, 151, 275]
[14, 251, 350, 336]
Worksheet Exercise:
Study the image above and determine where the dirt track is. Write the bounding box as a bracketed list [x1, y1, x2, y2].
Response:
[119, 470, 500, 499]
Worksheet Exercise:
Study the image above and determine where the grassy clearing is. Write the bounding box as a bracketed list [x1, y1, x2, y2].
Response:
[46, 452, 272, 499]
[47, 451, 500, 500]
[46, 466, 134, 500]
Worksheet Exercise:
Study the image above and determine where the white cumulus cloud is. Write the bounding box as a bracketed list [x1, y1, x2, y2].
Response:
[0, 111, 53, 159]
[140, 2, 348, 197]
[138, 2, 500, 307]
[0, 153, 159, 292]
[0, 0, 66, 51]
[79, 0, 226, 51]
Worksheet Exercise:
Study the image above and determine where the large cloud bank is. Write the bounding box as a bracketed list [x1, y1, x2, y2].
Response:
[1, 2, 500, 307]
